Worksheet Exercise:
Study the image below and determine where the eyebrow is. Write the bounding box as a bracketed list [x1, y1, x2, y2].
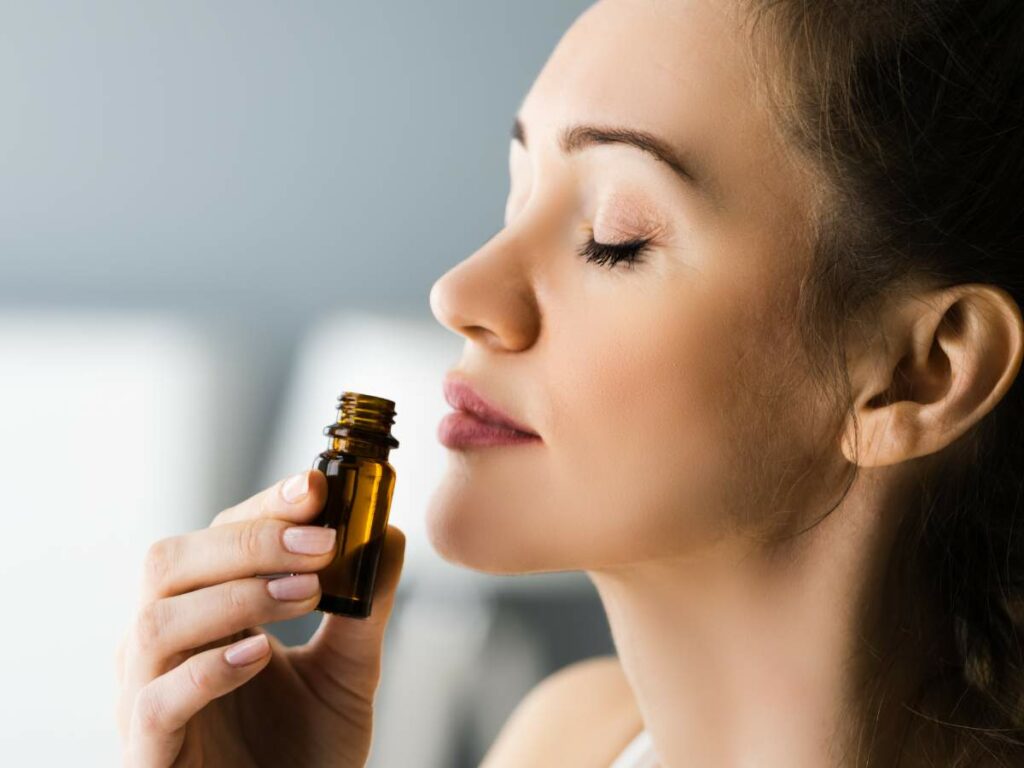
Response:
[512, 115, 718, 204]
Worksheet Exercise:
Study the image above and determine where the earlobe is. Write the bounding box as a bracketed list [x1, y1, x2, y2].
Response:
[840, 284, 1024, 468]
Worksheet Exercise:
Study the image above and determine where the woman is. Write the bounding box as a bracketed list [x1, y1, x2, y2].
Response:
[115, 0, 1024, 765]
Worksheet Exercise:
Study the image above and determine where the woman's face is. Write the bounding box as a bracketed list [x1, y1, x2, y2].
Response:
[427, 0, 831, 573]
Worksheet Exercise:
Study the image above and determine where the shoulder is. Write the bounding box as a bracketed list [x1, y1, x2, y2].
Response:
[479, 654, 644, 768]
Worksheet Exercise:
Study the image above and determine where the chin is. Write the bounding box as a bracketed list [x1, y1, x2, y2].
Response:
[424, 468, 565, 575]
[425, 480, 519, 574]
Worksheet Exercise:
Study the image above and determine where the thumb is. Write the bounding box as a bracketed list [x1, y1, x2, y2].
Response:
[295, 525, 406, 696]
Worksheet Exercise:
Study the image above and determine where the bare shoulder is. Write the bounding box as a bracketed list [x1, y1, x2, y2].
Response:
[479, 654, 644, 768]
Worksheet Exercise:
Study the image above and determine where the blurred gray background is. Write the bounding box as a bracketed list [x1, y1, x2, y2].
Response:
[0, 0, 589, 470]
[0, 2, 617, 766]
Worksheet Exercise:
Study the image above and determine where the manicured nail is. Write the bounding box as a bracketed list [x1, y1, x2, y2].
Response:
[266, 573, 320, 601]
[224, 633, 270, 666]
[283, 525, 336, 555]
[281, 472, 309, 503]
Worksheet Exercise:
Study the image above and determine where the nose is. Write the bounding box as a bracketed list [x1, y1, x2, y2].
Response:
[429, 227, 541, 353]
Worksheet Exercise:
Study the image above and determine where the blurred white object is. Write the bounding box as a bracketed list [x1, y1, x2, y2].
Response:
[0, 309, 229, 765]
[369, 579, 494, 767]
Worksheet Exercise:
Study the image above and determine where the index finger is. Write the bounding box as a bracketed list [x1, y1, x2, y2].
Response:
[210, 469, 328, 528]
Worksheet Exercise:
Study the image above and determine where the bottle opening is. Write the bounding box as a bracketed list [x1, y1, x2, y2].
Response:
[324, 391, 399, 453]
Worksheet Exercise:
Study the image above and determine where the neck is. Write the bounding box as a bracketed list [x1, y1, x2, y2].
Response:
[587, 468, 945, 767]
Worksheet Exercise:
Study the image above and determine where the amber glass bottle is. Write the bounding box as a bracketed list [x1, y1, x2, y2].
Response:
[311, 391, 398, 619]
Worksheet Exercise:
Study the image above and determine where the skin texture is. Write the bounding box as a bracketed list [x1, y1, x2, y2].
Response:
[427, 0, 1024, 766]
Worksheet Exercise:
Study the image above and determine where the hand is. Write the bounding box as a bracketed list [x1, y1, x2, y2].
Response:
[115, 469, 406, 768]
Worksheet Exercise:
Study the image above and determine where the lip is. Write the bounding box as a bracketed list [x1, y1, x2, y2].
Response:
[438, 375, 542, 449]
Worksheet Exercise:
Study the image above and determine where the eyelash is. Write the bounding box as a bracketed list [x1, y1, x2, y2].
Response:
[577, 236, 652, 270]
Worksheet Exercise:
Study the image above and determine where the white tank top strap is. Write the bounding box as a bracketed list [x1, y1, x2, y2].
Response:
[608, 728, 658, 768]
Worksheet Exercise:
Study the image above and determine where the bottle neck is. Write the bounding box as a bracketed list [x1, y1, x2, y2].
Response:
[323, 391, 399, 462]
[326, 434, 392, 461]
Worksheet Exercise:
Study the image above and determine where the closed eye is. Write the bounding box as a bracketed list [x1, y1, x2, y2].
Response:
[577, 236, 652, 270]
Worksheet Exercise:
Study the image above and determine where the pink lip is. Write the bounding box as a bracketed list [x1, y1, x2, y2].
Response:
[438, 375, 542, 450]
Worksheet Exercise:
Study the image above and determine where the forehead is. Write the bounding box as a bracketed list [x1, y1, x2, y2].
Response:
[518, 0, 808, 220]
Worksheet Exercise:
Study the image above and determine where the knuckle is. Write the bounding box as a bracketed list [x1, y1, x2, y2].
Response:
[133, 687, 166, 734]
[225, 580, 252, 616]
[142, 538, 176, 592]
[134, 600, 168, 651]
[185, 656, 211, 695]
[235, 521, 265, 562]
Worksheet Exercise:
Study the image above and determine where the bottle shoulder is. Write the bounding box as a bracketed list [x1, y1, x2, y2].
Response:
[315, 451, 395, 471]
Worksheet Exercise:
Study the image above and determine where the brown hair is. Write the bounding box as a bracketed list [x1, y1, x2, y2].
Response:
[739, 0, 1024, 764]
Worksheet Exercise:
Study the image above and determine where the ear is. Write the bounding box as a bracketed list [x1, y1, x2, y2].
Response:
[840, 283, 1024, 467]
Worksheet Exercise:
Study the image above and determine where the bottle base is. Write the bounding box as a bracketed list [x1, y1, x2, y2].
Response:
[317, 592, 373, 619]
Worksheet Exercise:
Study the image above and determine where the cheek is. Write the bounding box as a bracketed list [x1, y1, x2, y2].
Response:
[543, 286, 751, 562]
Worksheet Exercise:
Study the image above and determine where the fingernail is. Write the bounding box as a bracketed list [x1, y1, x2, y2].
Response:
[281, 472, 309, 503]
[283, 525, 336, 555]
[224, 633, 270, 666]
[267, 573, 320, 601]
